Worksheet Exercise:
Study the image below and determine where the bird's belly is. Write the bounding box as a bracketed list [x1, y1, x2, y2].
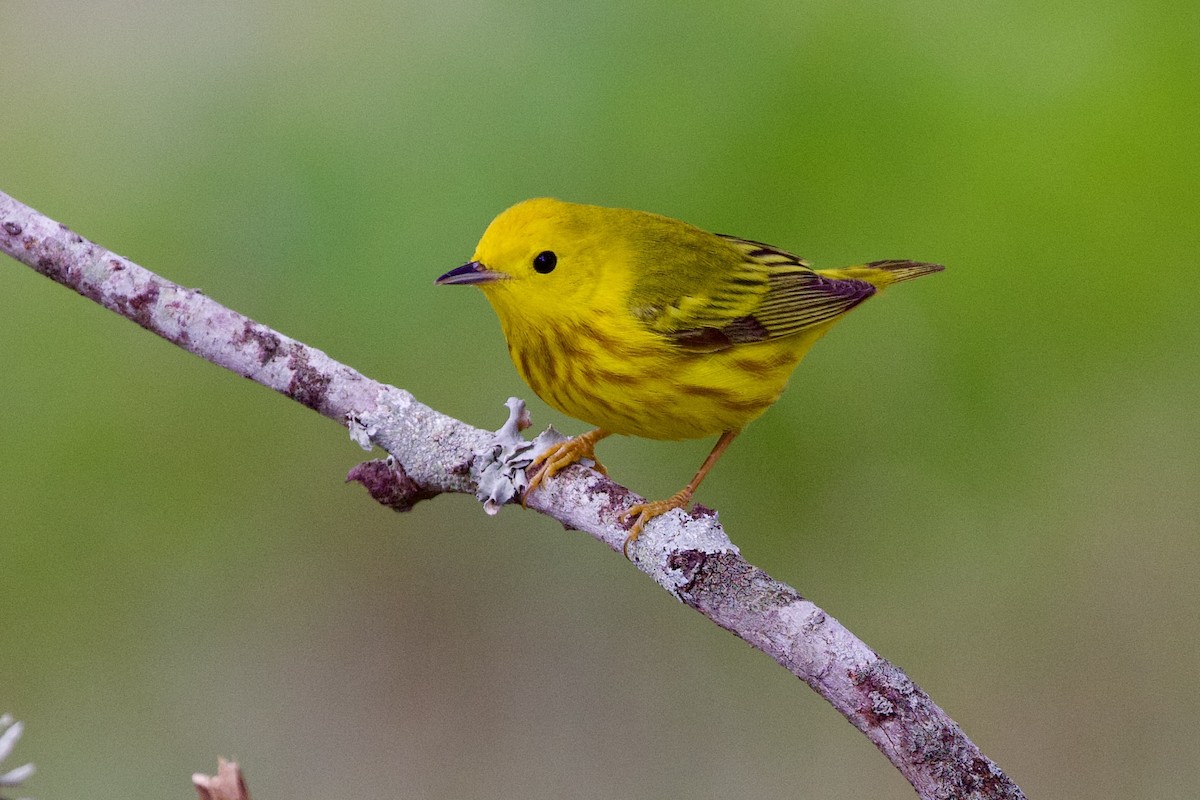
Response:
[507, 325, 814, 440]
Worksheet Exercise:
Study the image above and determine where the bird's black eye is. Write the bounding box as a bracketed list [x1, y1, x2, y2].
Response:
[533, 250, 557, 274]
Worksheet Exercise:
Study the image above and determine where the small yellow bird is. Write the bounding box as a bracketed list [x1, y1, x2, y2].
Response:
[437, 198, 942, 556]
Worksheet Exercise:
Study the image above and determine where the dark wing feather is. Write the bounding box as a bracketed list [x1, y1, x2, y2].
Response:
[641, 234, 875, 353]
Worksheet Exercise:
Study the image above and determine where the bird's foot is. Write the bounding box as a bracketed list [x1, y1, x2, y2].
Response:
[619, 487, 694, 558]
[524, 429, 609, 505]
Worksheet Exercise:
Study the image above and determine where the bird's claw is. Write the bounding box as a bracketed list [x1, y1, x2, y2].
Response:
[522, 431, 608, 507]
[618, 488, 693, 558]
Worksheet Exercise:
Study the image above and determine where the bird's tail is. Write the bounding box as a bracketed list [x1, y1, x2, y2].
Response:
[818, 260, 944, 290]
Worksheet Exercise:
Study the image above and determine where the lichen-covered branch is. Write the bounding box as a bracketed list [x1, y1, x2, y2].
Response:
[1, 189, 1025, 800]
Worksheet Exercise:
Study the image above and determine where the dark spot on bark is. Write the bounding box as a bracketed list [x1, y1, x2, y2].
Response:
[967, 756, 1015, 797]
[126, 281, 159, 321]
[666, 548, 709, 582]
[867, 690, 896, 720]
[671, 550, 802, 610]
[346, 458, 438, 512]
[235, 322, 282, 365]
[36, 256, 64, 282]
[286, 344, 331, 411]
[109, 259, 125, 271]
[852, 659, 921, 729]
[670, 550, 739, 597]
[123, 282, 161, 329]
[2, 221, 21, 236]
[599, 480, 635, 518]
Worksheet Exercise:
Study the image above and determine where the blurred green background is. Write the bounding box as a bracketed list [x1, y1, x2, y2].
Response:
[3, 1, 1198, 797]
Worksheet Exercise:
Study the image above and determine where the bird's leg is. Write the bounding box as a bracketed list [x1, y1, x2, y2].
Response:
[524, 428, 612, 504]
[620, 429, 741, 558]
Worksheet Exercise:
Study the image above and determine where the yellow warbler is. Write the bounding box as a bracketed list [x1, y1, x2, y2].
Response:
[437, 198, 942, 556]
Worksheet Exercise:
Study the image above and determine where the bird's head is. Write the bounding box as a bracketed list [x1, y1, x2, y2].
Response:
[436, 198, 635, 325]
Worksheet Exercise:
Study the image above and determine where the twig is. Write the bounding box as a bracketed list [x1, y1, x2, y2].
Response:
[193, 758, 249, 800]
[0, 714, 35, 797]
[1, 189, 1026, 799]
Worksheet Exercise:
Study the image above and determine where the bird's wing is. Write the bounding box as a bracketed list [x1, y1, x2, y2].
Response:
[633, 234, 876, 353]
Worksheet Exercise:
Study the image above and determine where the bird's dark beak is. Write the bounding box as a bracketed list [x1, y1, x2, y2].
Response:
[435, 261, 506, 286]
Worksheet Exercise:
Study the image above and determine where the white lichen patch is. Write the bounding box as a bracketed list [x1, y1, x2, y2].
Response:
[474, 398, 587, 515]
[347, 411, 378, 451]
[642, 511, 739, 597]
